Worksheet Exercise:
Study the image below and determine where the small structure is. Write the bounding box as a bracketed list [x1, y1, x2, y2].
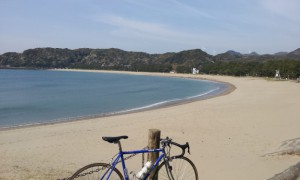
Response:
[275, 70, 281, 80]
[192, 68, 199, 75]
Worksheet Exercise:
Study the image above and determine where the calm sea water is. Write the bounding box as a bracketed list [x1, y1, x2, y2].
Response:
[0, 69, 228, 128]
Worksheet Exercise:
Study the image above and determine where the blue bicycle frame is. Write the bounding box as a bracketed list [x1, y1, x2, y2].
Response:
[104, 148, 166, 180]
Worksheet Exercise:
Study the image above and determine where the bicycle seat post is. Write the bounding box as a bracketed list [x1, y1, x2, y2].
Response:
[116, 141, 123, 152]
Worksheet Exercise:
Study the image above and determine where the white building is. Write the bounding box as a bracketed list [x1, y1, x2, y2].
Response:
[192, 68, 199, 74]
[275, 70, 281, 80]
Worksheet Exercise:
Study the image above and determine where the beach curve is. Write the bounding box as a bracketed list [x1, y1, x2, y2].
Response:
[0, 71, 299, 180]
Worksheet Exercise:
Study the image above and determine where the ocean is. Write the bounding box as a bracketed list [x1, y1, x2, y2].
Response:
[0, 69, 228, 128]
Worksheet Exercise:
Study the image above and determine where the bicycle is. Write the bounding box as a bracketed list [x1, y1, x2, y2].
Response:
[68, 135, 198, 180]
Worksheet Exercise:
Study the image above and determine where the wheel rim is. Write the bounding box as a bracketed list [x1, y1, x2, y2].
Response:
[71, 163, 123, 180]
[155, 157, 198, 180]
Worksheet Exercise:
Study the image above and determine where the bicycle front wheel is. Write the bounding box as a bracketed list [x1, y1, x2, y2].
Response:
[69, 163, 124, 180]
[153, 156, 198, 180]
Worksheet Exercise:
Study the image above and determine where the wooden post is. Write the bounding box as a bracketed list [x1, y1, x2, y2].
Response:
[147, 129, 161, 180]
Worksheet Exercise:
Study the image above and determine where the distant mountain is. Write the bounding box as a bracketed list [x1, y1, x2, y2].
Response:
[274, 52, 288, 56]
[288, 48, 300, 56]
[247, 52, 259, 56]
[226, 50, 242, 56]
[1, 47, 300, 72]
[162, 49, 214, 65]
[214, 48, 300, 62]
[0, 48, 214, 73]
[214, 50, 243, 61]
[204, 48, 300, 78]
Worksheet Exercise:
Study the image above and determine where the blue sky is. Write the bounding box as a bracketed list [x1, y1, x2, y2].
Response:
[0, 0, 299, 55]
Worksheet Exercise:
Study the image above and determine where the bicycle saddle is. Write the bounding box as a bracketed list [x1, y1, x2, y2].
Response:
[102, 136, 128, 143]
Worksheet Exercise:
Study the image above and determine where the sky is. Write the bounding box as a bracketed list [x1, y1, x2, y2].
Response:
[0, 0, 300, 55]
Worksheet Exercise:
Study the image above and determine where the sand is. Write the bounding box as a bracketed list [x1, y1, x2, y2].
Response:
[0, 70, 300, 180]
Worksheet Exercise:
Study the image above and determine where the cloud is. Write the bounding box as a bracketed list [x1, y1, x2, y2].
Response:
[93, 14, 261, 53]
[123, 0, 214, 19]
[97, 15, 170, 36]
[262, 0, 300, 21]
[92, 14, 236, 53]
[95, 14, 204, 42]
[167, 0, 214, 19]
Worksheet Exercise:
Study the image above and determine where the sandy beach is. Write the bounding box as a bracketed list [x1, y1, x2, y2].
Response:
[0, 70, 300, 180]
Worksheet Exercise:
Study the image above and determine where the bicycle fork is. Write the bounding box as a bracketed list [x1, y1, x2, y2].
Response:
[164, 158, 175, 180]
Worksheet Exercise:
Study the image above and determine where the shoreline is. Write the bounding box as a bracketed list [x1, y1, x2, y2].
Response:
[0, 69, 235, 131]
[1, 71, 299, 180]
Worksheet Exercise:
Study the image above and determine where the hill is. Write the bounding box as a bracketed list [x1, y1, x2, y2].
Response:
[0, 48, 214, 73]
[0, 47, 300, 76]
[214, 50, 243, 61]
[215, 49, 300, 62]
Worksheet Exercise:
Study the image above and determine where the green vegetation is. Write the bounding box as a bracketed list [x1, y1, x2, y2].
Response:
[1, 47, 300, 78]
[201, 60, 300, 78]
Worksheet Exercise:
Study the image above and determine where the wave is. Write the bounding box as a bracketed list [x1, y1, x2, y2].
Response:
[116, 87, 221, 114]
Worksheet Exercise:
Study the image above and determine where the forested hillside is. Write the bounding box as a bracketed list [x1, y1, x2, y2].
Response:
[1, 48, 300, 78]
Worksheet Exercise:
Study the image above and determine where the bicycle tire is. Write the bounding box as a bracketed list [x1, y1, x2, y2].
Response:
[69, 163, 124, 180]
[152, 156, 198, 180]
